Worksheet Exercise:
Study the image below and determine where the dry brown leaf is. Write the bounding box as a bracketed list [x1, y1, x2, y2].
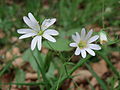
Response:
[115, 61, 120, 71]
[12, 47, 21, 56]
[72, 69, 92, 83]
[0, 30, 5, 38]
[12, 58, 23, 67]
[54, 69, 58, 76]
[26, 73, 38, 80]
[0, 74, 12, 90]
[91, 60, 108, 77]
[5, 47, 21, 61]
[90, 77, 98, 86]
[112, 51, 120, 57]
[41, 47, 48, 54]
[11, 37, 18, 43]
[69, 81, 75, 90]
[5, 51, 13, 61]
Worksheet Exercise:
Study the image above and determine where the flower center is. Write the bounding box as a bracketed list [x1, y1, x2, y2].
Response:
[37, 30, 44, 36]
[78, 41, 87, 49]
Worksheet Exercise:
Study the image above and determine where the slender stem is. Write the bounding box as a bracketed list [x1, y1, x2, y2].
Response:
[46, 42, 91, 89]
[30, 50, 50, 89]
[69, 55, 91, 75]
[47, 41, 69, 76]
[58, 52, 69, 76]
[102, 0, 105, 29]
[68, 54, 74, 62]
[0, 82, 45, 86]
[57, 55, 91, 88]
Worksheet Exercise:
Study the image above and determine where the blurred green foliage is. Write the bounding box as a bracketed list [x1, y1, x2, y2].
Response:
[0, 0, 120, 89]
[0, 0, 120, 41]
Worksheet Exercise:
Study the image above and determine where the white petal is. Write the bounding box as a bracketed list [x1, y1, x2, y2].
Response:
[44, 29, 59, 36]
[37, 36, 42, 50]
[85, 48, 95, 56]
[72, 32, 80, 43]
[23, 16, 36, 30]
[89, 44, 101, 50]
[41, 18, 56, 30]
[31, 36, 38, 50]
[28, 13, 38, 24]
[43, 33, 56, 42]
[72, 35, 77, 42]
[19, 33, 36, 39]
[81, 49, 86, 58]
[69, 43, 77, 47]
[17, 29, 34, 34]
[85, 29, 93, 40]
[75, 32, 80, 40]
[81, 28, 86, 40]
[28, 13, 40, 31]
[75, 47, 81, 55]
[88, 35, 99, 43]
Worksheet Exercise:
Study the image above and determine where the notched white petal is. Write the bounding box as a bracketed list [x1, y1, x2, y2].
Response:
[28, 12, 38, 24]
[89, 44, 101, 50]
[31, 36, 38, 50]
[23, 16, 35, 29]
[88, 35, 99, 43]
[43, 33, 56, 42]
[17, 29, 33, 34]
[81, 49, 86, 58]
[44, 29, 59, 36]
[19, 33, 36, 39]
[69, 43, 77, 47]
[81, 28, 86, 40]
[75, 47, 80, 55]
[37, 36, 42, 50]
[85, 48, 95, 56]
[28, 13, 40, 31]
[85, 29, 93, 40]
[41, 18, 56, 30]
[72, 35, 77, 42]
[72, 32, 80, 43]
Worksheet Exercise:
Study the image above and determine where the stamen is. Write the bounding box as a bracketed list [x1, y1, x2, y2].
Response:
[78, 41, 87, 49]
[37, 30, 44, 35]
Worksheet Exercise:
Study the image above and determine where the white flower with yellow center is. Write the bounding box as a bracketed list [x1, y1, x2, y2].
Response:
[17, 13, 59, 50]
[70, 28, 101, 58]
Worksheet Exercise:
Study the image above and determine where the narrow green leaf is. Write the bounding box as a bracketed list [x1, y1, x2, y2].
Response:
[44, 51, 53, 72]
[22, 49, 38, 71]
[15, 69, 25, 83]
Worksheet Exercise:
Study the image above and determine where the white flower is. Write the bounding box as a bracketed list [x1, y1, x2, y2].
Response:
[99, 31, 108, 44]
[17, 12, 59, 50]
[69, 28, 101, 58]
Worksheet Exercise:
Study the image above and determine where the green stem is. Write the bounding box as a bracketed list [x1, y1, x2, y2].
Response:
[30, 50, 50, 89]
[102, 0, 105, 29]
[59, 52, 69, 76]
[69, 55, 91, 75]
[57, 55, 91, 89]
[47, 41, 69, 76]
[0, 82, 45, 86]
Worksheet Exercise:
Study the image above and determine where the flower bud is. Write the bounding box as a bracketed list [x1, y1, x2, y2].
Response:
[99, 30, 108, 44]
